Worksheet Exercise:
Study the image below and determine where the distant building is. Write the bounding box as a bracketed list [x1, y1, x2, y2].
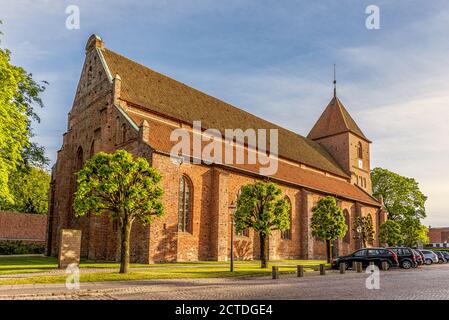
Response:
[428, 227, 449, 248]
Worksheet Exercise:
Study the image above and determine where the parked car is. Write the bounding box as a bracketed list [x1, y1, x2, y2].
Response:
[332, 248, 399, 270]
[435, 251, 448, 264]
[418, 249, 439, 265]
[437, 251, 449, 262]
[411, 249, 424, 265]
[388, 247, 417, 269]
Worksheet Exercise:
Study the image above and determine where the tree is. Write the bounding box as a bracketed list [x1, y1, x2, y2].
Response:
[371, 167, 427, 221]
[401, 217, 429, 247]
[353, 216, 375, 248]
[310, 196, 347, 263]
[74, 150, 164, 273]
[0, 167, 50, 214]
[234, 182, 290, 268]
[0, 21, 48, 203]
[379, 220, 403, 246]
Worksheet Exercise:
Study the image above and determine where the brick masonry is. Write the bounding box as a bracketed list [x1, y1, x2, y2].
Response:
[47, 35, 386, 264]
[0, 211, 47, 243]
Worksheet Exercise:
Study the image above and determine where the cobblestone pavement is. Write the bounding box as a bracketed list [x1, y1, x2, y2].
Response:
[1, 263, 449, 300]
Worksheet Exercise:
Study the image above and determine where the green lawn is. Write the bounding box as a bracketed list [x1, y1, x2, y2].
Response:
[0, 255, 327, 285]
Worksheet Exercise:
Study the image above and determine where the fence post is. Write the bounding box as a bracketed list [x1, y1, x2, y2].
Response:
[272, 266, 279, 279]
[319, 264, 326, 275]
[297, 265, 304, 278]
[339, 262, 346, 274]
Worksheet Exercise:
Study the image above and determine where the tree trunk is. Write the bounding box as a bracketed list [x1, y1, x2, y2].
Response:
[119, 220, 132, 274]
[115, 222, 122, 262]
[326, 240, 332, 263]
[260, 234, 268, 269]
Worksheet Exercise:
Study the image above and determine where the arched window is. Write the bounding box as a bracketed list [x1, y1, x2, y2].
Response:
[76, 146, 84, 171]
[368, 215, 374, 245]
[281, 196, 292, 240]
[121, 123, 127, 143]
[178, 175, 193, 233]
[89, 140, 96, 158]
[357, 142, 363, 159]
[343, 209, 351, 244]
[235, 188, 249, 237]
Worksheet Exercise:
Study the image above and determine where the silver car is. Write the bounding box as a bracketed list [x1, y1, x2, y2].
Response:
[419, 249, 439, 265]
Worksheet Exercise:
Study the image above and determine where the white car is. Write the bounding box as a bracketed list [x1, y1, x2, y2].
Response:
[420, 250, 439, 265]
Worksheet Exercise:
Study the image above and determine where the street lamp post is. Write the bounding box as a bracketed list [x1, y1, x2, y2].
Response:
[228, 202, 237, 273]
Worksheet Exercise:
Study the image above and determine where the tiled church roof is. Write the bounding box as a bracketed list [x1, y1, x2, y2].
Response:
[99, 44, 380, 207]
[101, 49, 349, 178]
[308, 96, 370, 142]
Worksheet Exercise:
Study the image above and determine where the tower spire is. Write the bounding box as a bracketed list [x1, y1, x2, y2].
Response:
[333, 63, 337, 98]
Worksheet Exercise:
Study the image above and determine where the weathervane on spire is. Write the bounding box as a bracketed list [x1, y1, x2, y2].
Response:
[333, 63, 337, 97]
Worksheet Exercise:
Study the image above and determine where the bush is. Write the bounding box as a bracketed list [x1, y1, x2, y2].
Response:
[0, 240, 45, 255]
[424, 247, 449, 252]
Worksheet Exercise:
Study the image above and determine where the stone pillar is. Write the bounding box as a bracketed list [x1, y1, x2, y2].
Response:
[210, 168, 229, 261]
[58, 229, 82, 268]
[300, 189, 314, 259]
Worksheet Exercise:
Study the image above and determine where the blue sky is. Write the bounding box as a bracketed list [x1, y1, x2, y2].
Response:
[1, 0, 448, 226]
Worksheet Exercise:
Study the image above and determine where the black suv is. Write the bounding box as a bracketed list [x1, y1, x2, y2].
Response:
[332, 248, 399, 270]
[437, 251, 449, 262]
[435, 251, 448, 263]
[388, 247, 417, 269]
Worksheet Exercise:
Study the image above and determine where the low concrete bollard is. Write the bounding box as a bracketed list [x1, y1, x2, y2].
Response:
[369, 261, 375, 266]
[319, 264, 326, 275]
[339, 262, 346, 274]
[352, 261, 357, 270]
[356, 262, 363, 273]
[272, 266, 279, 279]
[381, 261, 389, 271]
[297, 265, 304, 278]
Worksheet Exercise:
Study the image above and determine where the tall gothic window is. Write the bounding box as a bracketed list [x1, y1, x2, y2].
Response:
[89, 140, 96, 158]
[281, 196, 292, 240]
[121, 123, 127, 143]
[343, 209, 351, 244]
[357, 142, 363, 159]
[178, 175, 192, 233]
[76, 146, 84, 172]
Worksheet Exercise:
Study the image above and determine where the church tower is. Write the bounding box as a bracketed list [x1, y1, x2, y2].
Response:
[308, 91, 372, 194]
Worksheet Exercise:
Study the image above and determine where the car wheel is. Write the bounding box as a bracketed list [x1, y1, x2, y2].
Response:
[412, 262, 418, 268]
[425, 258, 432, 265]
[401, 260, 412, 269]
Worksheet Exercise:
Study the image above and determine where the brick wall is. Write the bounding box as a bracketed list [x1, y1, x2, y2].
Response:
[0, 211, 47, 243]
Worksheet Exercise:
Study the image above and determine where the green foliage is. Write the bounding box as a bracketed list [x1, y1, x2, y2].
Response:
[371, 167, 427, 221]
[0, 240, 45, 255]
[379, 220, 403, 246]
[234, 182, 290, 236]
[401, 217, 429, 247]
[74, 150, 164, 224]
[353, 216, 375, 248]
[74, 150, 164, 273]
[0, 167, 50, 214]
[311, 196, 347, 241]
[234, 181, 290, 268]
[0, 26, 48, 204]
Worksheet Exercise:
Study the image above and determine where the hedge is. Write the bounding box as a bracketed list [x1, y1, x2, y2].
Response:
[0, 240, 45, 255]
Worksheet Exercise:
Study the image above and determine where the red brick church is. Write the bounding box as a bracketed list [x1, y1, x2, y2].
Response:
[46, 35, 387, 263]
